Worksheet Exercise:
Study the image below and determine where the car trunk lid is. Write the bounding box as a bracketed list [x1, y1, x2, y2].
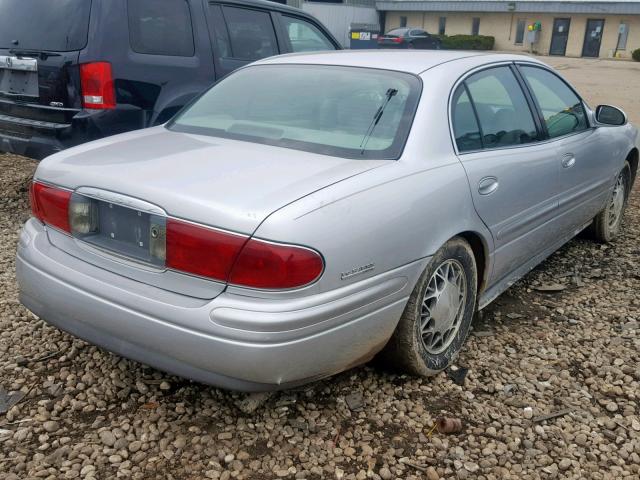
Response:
[36, 127, 385, 297]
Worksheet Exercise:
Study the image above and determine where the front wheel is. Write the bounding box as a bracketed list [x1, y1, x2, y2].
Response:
[590, 162, 631, 243]
[381, 238, 477, 376]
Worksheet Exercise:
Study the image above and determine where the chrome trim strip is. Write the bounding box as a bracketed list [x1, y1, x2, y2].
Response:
[0, 55, 37, 72]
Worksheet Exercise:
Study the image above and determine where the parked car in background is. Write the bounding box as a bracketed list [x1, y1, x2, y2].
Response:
[17, 51, 638, 391]
[378, 28, 442, 50]
[0, 0, 339, 160]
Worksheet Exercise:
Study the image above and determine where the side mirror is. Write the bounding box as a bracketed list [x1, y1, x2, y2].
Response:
[595, 105, 627, 126]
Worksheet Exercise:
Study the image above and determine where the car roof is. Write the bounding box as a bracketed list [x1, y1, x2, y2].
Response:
[254, 50, 546, 75]
[213, 0, 319, 16]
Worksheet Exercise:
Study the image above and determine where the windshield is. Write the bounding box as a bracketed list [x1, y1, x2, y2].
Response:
[169, 65, 421, 159]
[0, 0, 91, 52]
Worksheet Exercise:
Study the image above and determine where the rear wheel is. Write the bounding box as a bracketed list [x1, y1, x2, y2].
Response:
[590, 162, 631, 243]
[381, 238, 477, 376]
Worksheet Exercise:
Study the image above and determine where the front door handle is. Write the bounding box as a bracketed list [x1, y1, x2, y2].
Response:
[478, 176, 499, 195]
[561, 153, 576, 168]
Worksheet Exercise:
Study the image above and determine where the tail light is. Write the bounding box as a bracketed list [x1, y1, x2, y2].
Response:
[228, 238, 324, 289]
[29, 183, 324, 289]
[393, 37, 403, 43]
[80, 62, 116, 109]
[166, 219, 247, 282]
[165, 219, 324, 289]
[30, 182, 72, 233]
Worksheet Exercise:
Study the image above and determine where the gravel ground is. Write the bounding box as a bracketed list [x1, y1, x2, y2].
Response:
[1, 59, 640, 480]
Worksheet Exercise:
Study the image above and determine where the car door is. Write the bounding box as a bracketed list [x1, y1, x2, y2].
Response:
[409, 29, 428, 48]
[205, 3, 280, 79]
[452, 65, 561, 285]
[517, 64, 613, 232]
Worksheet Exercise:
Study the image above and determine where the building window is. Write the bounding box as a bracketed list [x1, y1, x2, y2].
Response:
[400, 16, 407, 28]
[617, 23, 629, 50]
[515, 19, 526, 44]
[439, 17, 446, 35]
[471, 17, 480, 36]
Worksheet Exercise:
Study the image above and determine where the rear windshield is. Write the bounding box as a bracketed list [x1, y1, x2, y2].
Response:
[0, 0, 91, 52]
[168, 65, 421, 160]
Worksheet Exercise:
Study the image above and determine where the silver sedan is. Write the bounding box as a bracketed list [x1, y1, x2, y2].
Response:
[17, 51, 638, 391]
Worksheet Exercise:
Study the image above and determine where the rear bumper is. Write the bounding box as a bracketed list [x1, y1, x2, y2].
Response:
[0, 106, 145, 160]
[16, 219, 426, 391]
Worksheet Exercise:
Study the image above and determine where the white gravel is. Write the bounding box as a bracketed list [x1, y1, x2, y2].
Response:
[0, 149, 638, 480]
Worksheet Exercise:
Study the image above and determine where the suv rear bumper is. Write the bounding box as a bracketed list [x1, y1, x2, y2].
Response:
[16, 219, 425, 391]
[0, 107, 145, 160]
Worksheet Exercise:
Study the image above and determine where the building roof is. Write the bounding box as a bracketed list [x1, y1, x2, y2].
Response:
[255, 49, 542, 74]
[376, 0, 640, 14]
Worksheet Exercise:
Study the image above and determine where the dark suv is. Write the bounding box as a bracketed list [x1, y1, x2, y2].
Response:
[0, 0, 339, 159]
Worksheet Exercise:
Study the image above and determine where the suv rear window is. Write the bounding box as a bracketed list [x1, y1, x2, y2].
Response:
[0, 0, 91, 52]
[128, 0, 195, 56]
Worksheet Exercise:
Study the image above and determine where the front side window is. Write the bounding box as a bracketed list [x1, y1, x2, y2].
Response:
[519, 66, 588, 138]
[463, 66, 538, 149]
[169, 65, 421, 160]
[222, 6, 278, 60]
[128, 0, 194, 56]
[281, 16, 336, 52]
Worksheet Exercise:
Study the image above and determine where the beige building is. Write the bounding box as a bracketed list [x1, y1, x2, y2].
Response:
[377, 0, 640, 58]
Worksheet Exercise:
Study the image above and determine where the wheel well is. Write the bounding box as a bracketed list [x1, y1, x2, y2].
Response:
[627, 148, 638, 188]
[457, 231, 488, 294]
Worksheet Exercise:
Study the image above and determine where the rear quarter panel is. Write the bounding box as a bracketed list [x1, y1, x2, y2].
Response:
[249, 159, 492, 297]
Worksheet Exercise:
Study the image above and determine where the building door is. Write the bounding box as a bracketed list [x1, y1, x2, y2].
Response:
[582, 19, 605, 57]
[550, 18, 571, 55]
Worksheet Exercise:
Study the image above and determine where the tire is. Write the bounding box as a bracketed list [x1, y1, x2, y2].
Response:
[381, 237, 478, 376]
[407, 42, 415, 49]
[590, 162, 631, 243]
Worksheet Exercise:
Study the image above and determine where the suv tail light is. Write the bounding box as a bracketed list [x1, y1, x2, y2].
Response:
[30, 182, 72, 233]
[29, 184, 324, 290]
[80, 62, 116, 109]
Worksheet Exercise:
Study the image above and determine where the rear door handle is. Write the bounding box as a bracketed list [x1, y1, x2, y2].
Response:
[478, 176, 499, 195]
[561, 153, 576, 168]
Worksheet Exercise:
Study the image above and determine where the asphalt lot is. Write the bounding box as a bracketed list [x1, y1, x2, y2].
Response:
[0, 56, 639, 480]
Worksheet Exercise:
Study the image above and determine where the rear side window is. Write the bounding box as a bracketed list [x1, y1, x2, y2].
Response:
[281, 16, 336, 52]
[519, 66, 589, 138]
[0, 0, 91, 52]
[222, 7, 278, 60]
[452, 86, 482, 152]
[463, 66, 538, 149]
[128, 0, 195, 56]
